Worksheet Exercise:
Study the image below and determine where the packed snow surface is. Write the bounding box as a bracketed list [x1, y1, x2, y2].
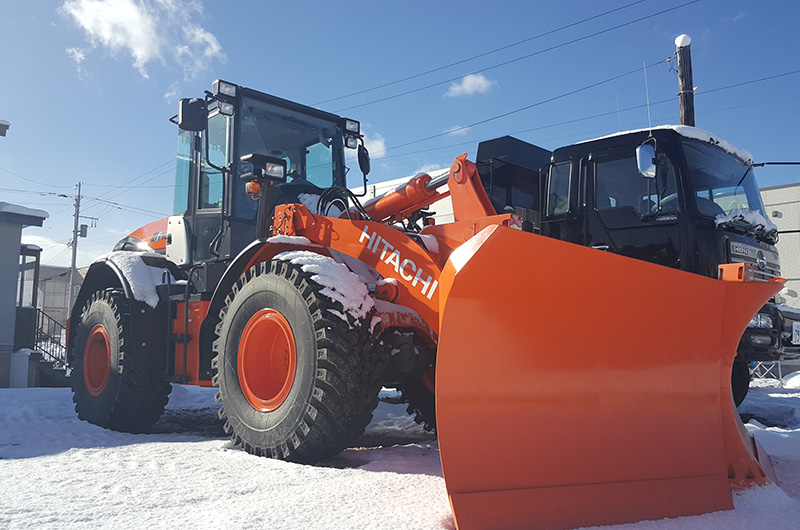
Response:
[2, 379, 800, 529]
[275, 250, 374, 320]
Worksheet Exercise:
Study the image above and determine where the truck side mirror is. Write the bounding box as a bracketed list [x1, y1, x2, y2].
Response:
[636, 144, 657, 178]
[178, 98, 208, 132]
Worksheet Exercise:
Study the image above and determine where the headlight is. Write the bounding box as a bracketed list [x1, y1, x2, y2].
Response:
[748, 313, 773, 329]
[212, 79, 237, 99]
[344, 119, 360, 134]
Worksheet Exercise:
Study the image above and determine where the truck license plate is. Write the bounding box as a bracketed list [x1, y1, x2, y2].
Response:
[794, 321, 800, 345]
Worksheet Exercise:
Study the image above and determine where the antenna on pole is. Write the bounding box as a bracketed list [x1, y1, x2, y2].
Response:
[643, 60, 653, 131]
[675, 34, 695, 126]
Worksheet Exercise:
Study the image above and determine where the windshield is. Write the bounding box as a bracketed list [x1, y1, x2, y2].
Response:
[682, 139, 767, 218]
[236, 95, 339, 187]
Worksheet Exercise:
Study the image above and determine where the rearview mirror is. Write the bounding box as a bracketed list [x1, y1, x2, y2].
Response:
[358, 144, 371, 177]
[177, 98, 208, 132]
[636, 144, 656, 178]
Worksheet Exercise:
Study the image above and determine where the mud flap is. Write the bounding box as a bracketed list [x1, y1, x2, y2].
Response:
[435, 225, 783, 530]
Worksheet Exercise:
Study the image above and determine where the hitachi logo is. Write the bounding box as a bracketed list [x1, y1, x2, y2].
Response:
[359, 226, 438, 300]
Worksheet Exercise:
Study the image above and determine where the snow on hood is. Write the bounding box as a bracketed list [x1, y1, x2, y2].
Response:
[100, 251, 174, 308]
[586, 125, 754, 163]
[275, 250, 374, 320]
[715, 209, 779, 233]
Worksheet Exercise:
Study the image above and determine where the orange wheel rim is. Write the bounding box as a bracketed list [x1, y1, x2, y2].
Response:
[83, 324, 111, 397]
[238, 309, 297, 412]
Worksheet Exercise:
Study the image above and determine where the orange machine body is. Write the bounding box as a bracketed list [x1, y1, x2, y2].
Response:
[172, 300, 213, 386]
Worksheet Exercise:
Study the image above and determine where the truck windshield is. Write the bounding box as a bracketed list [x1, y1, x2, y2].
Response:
[682, 139, 767, 218]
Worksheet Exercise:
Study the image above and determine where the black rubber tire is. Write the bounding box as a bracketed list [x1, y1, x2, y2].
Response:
[70, 289, 171, 432]
[398, 379, 437, 432]
[212, 259, 381, 463]
[732, 359, 751, 407]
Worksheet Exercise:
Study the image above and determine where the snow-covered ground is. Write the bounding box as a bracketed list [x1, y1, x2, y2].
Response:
[2, 377, 800, 530]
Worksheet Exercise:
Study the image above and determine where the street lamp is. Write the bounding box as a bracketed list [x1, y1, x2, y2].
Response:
[0, 119, 9, 137]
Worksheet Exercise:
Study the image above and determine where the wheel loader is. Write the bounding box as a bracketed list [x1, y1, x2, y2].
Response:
[67, 80, 785, 530]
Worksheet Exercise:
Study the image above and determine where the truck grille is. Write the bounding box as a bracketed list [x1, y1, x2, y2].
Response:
[729, 241, 781, 281]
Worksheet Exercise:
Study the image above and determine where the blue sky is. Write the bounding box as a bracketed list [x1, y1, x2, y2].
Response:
[2, 0, 798, 267]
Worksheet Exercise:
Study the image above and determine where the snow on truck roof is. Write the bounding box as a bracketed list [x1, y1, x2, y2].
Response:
[582, 125, 754, 164]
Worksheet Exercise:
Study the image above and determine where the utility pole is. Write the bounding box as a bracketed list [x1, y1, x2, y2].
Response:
[675, 34, 695, 126]
[68, 182, 82, 311]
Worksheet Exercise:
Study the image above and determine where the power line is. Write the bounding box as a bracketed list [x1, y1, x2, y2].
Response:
[333, 0, 700, 113]
[350, 71, 800, 173]
[385, 60, 666, 152]
[315, 0, 651, 106]
[0, 164, 74, 189]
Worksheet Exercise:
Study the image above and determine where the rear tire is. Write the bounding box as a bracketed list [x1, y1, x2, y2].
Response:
[398, 375, 437, 432]
[70, 289, 171, 432]
[213, 259, 380, 463]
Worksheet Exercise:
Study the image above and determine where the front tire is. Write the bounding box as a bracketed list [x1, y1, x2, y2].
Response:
[70, 289, 171, 432]
[732, 359, 751, 407]
[213, 259, 380, 463]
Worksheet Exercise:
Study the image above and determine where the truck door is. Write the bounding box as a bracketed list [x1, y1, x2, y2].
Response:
[585, 149, 682, 268]
[541, 161, 585, 245]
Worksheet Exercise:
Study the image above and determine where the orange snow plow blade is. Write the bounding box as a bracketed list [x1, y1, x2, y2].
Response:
[436, 225, 783, 530]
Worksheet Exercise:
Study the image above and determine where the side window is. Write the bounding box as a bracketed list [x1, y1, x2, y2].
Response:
[173, 129, 192, 215]
[547, 163, 571, 216]
[595, 154, 678, 215]
[199, 113, 228, 210]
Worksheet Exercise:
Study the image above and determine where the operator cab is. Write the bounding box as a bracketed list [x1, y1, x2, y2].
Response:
[169, 80, 363, 286]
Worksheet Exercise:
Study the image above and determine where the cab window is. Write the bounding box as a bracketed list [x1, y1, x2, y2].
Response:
[547, 163, 571, 215]
[595, 153, 677, 215]
[199, 112, 228, 210]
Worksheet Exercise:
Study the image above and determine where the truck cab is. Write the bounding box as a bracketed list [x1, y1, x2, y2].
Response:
[476, 127, 785, 401]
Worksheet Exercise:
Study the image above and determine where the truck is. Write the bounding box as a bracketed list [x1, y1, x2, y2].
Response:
[449, 129, 786, 405]
[67, 80, 785, 530]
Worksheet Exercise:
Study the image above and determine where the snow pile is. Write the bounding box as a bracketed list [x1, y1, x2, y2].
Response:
[266, 235, 315, 245]
[101, 251, 174, 308]
[715, 209, 779, 233]
[784, 372, 800, 390]
[275, 250, 374, 320]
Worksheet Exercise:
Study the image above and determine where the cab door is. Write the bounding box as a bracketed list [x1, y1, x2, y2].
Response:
[191, 111, 230, 262]
[585, 148, 682, 269]
[540, 160, 586, 245]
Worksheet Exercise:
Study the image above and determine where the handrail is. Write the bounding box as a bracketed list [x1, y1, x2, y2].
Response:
[34, 308, 67, 367]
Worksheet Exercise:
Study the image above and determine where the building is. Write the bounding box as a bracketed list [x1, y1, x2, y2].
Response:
[761, 183, 800, 311]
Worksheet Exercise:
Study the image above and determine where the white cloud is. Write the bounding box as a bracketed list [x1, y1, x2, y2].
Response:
[446, 74, 497, 97]
[445, 125, 470, 136]
[66, 47, 87, 79]
[416, 163, 444, 174]
[163, 82, 181, 103]
[21, 234, 98, 268]
[61, 0, 225, 80]
[363, 131, 387, 159]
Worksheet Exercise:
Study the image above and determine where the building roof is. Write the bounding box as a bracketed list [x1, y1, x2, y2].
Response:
[0, 202, 49, 227]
